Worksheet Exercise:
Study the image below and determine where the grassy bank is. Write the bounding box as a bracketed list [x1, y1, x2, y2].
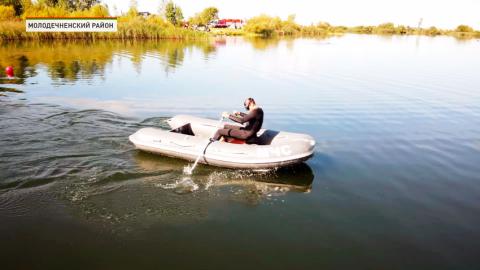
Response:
[210, 28, 244, 36]
[347, 23, 480, 39]
[242, 15, 480, 39]
[0, 2, 205, 41]
[243, 15, 345, 37]
[0, 17, 206, 41]
[1, 18, 479, 41]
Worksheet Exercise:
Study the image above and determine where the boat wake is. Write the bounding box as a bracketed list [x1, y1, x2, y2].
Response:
[155, 176, 199, 194]
[183, 164, 195, 175]
[154, 165, 314, 198]
[0, 100, 315, 232]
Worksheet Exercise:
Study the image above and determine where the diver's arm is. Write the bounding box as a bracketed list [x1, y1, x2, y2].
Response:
[229, 110, 255, 124]
[233, 111, 247, 117]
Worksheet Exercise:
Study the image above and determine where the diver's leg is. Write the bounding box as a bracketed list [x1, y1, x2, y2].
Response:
[224, 124, 242, 130]
[212, 128, 231, 141]
[228, 129, 252, 140]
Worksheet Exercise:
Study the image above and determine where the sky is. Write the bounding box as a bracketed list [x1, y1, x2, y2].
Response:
[102, 0, 480, 29]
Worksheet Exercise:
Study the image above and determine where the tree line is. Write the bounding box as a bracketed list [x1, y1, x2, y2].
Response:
[0, 0, 478, 40]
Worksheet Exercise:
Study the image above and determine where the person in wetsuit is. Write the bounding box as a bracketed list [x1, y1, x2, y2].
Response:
[212, 97, 264, 142]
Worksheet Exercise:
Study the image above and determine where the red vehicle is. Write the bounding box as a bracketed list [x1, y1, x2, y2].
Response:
[209, 19, 244, 29]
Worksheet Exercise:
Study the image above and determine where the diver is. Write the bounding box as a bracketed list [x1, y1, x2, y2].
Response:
[212, 97, 264, 143]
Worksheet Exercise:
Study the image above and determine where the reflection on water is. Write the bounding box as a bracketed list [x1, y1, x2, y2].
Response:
[0, 37, 319, 87]
[134, 151, 313, 192]
[66, 152, 314, 234]
[0, 39, 218, 84]
[0, 53, 37, 85]
[244, 36, 283, 50]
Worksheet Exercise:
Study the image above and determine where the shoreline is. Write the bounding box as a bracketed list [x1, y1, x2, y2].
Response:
[1, 20, 479, 41]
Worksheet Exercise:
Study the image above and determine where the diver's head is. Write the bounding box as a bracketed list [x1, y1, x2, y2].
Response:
[244, 97, 256, 111]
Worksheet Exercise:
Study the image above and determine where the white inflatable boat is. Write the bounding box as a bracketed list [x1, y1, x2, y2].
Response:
[129, 115, 315, 169]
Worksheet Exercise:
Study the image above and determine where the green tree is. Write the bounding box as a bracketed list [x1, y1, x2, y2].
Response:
[165, 1, 182, 25]
[28, 0, 100, 10]
[165, 1, 175, 24]
[68, 0, 100, 10]
[0, 0, 24, 15]
[189, 6, 218, 26]
[0, 4, 15, 19]
[455, 24, 473, 32]
[201, 7, 217, 22]
[175, 5, 182, 24]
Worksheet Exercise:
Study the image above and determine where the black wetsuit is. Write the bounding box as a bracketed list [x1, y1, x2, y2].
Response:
[213, 108, 264, 141]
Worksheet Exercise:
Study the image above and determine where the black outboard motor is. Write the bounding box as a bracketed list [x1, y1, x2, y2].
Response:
[171, 123, 194, 136]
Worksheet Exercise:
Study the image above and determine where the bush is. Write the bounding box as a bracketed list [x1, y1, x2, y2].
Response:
[300, 22, 332, 36]
[244, 14, 282, 36]
[374, 22, 396, 34]
[396, 25, 408, 34]
[146, 15, 171, 28]
[349, 25, 374, 34]
[0, 5, 15, 20]
[455, 25, 473, 32]
[425, 26, 441, 36]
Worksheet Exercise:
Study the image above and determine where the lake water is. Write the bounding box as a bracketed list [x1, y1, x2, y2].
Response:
[1, 35, 480, 269]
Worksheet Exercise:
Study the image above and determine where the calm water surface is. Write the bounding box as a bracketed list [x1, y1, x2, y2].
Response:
[1, 35, 480, 269]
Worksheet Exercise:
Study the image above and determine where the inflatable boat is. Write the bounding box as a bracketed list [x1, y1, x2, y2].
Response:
[129, 115, 315, 169]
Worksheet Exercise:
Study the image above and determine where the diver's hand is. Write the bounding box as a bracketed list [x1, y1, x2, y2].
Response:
[222, 112, 230, 118]
[233, 110, 240, 115]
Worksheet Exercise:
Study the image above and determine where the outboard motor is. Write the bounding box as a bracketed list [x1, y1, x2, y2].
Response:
[171, 123, 195, 136]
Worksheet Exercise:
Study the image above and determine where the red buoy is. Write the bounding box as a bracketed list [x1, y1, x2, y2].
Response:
[6, 66, 14, 77]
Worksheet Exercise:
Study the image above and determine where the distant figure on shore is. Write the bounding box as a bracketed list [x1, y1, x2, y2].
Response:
[212, 97, 264, 143]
